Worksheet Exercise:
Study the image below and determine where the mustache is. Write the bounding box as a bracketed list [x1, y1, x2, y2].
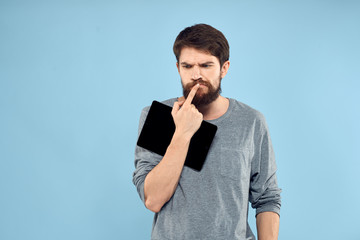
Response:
[182, 78, 221, 107]
[187, 79, 211, 88]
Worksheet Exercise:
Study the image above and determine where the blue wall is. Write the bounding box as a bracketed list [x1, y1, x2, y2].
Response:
[1, 0, 359, 239]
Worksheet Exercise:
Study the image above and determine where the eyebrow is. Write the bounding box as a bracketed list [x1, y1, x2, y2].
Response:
[180, 61, 215, 65]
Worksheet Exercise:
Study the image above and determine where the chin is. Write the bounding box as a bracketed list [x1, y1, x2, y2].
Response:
[197, 89, 208, 95]
[195, 93, 206, 99]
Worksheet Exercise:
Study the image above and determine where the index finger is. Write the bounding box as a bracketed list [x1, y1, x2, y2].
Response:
[184, 84, 200, 106]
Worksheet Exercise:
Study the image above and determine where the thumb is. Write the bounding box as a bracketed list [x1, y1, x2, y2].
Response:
[171, 101, 180, 116]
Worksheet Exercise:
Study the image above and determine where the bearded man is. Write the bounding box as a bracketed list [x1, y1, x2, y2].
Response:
[133, 24, 281, 240]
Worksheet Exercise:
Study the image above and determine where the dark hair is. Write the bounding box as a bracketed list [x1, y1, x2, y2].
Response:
[173, 24, 229, 67]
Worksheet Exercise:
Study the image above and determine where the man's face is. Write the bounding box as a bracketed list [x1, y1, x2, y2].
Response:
[176, 47, 229, 107]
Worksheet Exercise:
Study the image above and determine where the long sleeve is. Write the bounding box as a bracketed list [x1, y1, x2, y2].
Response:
[132, 108, 162, 204]
[249, 115, 281, 216]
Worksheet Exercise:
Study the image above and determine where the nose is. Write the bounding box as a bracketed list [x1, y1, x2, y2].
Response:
[191, 65, 202, 80]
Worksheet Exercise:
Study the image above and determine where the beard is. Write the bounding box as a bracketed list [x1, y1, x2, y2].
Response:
[182, 77, 222, 108]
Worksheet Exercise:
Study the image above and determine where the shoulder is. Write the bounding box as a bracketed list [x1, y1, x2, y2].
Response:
[137, 98, 177, 132]
[230, 98, 266, 123]
[228, 98, 270, 134]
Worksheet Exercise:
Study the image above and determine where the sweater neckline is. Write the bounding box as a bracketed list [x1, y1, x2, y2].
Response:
[206, 98, 234, 125]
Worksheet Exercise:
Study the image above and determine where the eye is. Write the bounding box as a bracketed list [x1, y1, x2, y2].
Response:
[201, 64, 212, 68]
[183, 65, 192, 69]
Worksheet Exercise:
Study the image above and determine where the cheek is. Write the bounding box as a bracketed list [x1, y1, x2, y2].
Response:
[205, 69, 220, 78]
[179, 71, 190, 81]
[206, 71, 220, 83]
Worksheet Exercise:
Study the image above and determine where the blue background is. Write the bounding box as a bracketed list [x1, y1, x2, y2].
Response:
[1, 0, 359, 239]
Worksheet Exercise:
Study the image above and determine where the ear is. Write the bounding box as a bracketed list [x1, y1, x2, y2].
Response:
[176, 62, 180, 73]
[220, 60, 230, 78]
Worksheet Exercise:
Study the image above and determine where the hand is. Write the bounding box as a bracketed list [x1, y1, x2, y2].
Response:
[171, 84, 203, 140]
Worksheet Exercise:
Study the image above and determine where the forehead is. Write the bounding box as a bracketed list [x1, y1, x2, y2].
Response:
[179, 47, 219, 64]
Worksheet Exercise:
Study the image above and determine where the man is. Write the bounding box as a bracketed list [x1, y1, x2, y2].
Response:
[133, 24, 281, 240]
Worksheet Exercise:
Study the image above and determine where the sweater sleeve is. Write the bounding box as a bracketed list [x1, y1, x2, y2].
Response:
[249, 114, 282, 217]
[132, 107, 162, 204]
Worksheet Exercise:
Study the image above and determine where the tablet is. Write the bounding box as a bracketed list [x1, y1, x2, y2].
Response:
[137, 101, 217, 171]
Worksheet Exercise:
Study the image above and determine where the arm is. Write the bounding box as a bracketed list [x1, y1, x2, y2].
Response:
[144, 84, 202, 213]
[143, 131, 191, 213]
[249, 114, 281, 238]
[256, 211, 279, 240]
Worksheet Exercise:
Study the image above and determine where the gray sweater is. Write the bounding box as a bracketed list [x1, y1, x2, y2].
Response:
[133, 98, 281, 240]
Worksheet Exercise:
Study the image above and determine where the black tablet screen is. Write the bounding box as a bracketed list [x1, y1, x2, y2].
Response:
[137, 101, 217, 171]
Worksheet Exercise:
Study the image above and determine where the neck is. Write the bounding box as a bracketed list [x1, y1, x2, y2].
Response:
[197, 95, 229, 120]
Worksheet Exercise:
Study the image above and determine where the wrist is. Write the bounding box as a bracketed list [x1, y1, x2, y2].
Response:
[171, 130, 192, 147]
